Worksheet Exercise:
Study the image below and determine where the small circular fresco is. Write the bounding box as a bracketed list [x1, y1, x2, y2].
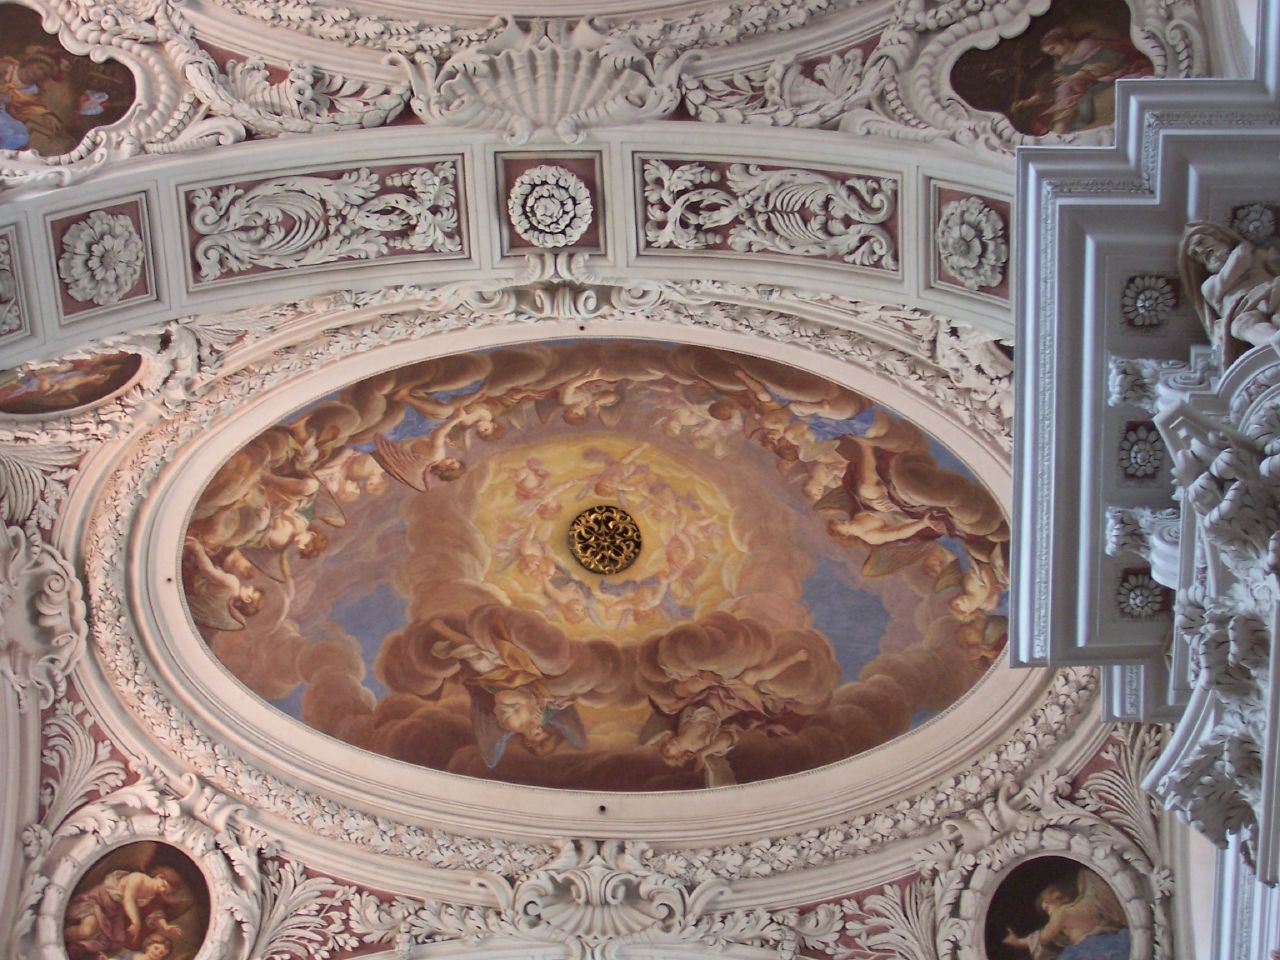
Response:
[0, 352, 141, 415]
[0, 6, 137, 155]
[62, 841, 211, 960]
[182, 339, 1010, 791]
[984, 857, 1131, 960]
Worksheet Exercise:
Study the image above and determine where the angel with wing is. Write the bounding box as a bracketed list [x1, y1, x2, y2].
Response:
[1002, 867, 1130, 960]
[423, 606, 588, 766]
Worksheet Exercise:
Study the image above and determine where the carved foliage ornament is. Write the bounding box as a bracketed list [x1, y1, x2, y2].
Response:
[643, 159, 898, 270]
[188, 162, 463, 283]
[0, 231, 23, 338]
[936, 196, 1008, 292]
[1150, 383, 1280, 866]
[842, 728, 1172, 960]
[507, 165, 593, 248]
[0, 525, 86, 709]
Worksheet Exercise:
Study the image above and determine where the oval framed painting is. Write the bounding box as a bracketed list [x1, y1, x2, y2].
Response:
[61, 841, 211, 960]
[984, 856, 1132, 960]
[0, 5, 137, 156]
[180, 338, 1010, 793]
[0, 352, 142, 415]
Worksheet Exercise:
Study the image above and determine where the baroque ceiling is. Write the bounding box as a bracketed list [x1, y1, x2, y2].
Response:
[0, 0, 1237, 959]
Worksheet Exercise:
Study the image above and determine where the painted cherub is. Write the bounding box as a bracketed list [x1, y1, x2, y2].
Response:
[64, 862, 184, 960]
[1002, 869, 1130, 960]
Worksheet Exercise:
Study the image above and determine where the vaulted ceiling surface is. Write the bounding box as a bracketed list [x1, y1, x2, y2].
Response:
[0, 1, 1233, 960]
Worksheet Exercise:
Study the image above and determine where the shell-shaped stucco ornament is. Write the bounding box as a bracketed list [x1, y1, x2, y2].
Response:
[390, 21, 693, 143]
[508, 166, 594, 248]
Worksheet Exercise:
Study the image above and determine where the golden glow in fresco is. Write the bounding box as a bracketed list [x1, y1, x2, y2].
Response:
[183, 340, 1010, 790]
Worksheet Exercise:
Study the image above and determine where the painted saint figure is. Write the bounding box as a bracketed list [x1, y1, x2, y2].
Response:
[1011, 25, 1153, 134]
[63, 859, 192, 960]
[1002, 868, 1130, 960]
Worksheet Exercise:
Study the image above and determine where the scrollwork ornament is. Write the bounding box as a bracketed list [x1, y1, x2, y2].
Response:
[188, 163, 463, 282]
[936, 196, 1008, 291]
[0, 524, 86, 709]
[643, 159, 898, 270]
[507, 166, 593, 248]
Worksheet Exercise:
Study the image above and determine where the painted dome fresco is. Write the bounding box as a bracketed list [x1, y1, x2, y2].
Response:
[184, 338, 1009, 791]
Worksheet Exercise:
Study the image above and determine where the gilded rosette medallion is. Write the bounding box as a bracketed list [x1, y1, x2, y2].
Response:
[569, 504, 643, 575]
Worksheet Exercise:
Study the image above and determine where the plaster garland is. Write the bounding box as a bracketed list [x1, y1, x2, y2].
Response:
[187, 162, 464, 283]
[642, 159, 898, 270]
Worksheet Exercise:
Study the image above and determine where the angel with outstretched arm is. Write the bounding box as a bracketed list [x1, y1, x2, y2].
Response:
[1002, 869, 1130, 960]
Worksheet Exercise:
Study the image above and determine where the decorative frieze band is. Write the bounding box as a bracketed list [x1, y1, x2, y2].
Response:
[182, 160, 467, 285]
[640, 157, 899, 272]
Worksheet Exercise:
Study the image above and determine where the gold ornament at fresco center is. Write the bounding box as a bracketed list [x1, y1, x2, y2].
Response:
[569, 505, 642, 575]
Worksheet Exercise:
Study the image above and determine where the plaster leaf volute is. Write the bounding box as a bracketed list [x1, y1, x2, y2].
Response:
[0, 524, 87, 709]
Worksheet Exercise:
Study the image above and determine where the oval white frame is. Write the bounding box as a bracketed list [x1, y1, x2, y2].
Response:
[121, 311, 1050, 843]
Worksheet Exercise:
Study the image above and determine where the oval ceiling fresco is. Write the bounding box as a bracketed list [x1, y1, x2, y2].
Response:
[182, 339, 1010, 791]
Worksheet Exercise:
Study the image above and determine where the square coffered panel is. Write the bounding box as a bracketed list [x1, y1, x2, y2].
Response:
[498, 152, 605, 257]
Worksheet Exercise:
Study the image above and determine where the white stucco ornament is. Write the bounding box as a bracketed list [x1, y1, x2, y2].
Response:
[0, 525, 87, 708]
[507, 165, 594, 248]
[57, 210, 144, 306]
[1121, 275, 1177, 328]
[936, 196, 1008, 291]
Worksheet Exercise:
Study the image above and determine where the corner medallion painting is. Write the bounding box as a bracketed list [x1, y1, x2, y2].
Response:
[950, 0, 1154, 137]
[184, 341, 1009, 790]
[63, 842, 210, 960]
[0, 352, 141, 415]
[0, 4, 136, 154]
[985, 857, 1131, 960]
